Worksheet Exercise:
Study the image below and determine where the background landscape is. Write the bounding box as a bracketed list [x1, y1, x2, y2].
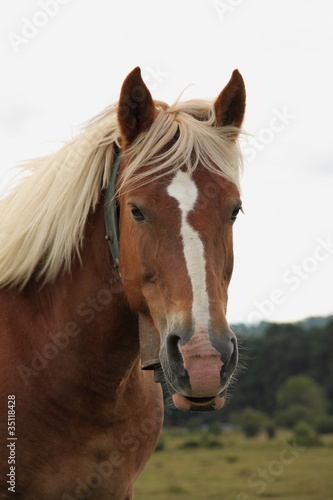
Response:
[137, 317, 333, 499]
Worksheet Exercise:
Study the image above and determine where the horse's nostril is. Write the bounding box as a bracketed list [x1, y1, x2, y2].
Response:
[167, 333, 183, 368]
[225, 336, 238, 372]
[218, 334, 237, 374]
[167, 333, 180, 354]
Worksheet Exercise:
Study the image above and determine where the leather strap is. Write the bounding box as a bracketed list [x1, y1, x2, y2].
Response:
[104, 153, 122, 275]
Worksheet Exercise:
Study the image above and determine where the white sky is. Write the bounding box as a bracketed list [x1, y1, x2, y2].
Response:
[0, 0, 332, 324]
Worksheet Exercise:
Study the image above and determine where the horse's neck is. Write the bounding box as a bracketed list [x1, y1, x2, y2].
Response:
[19, 202, 140, 420]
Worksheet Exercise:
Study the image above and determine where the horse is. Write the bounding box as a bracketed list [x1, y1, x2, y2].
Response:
[0, 66, 245, 499]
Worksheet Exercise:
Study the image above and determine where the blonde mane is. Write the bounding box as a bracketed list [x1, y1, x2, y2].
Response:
[0, 98, 243, 289]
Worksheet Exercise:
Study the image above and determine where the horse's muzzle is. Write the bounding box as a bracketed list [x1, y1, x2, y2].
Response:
[161, 328, 238, 411]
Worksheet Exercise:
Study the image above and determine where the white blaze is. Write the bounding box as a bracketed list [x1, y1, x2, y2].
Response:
[167, 170, 210, 331]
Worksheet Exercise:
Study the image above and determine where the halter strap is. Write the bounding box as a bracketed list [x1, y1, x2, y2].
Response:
[104, 152, 161, 372]
[104, 153, 122, 277]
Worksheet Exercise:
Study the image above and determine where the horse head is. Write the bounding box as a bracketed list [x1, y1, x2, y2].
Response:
[116, 67, 245, 411]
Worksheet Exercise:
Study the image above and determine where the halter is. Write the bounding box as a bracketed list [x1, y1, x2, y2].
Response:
[104, 152, 161, 373]
[104, 152, 122, 278]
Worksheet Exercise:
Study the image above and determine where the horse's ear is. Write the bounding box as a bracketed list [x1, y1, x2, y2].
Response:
[214, 69, 246, 131]
[118, 67, 156, 145]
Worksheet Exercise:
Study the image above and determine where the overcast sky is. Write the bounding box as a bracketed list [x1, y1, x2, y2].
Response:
[1, 0, 332, 324]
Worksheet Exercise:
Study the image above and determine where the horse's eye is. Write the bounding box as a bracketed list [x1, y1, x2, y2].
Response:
[231, 205, 242, 222]
[130, 206, 145, 222]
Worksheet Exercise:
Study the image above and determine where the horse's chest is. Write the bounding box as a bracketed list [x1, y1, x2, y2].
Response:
[22, 389, 163, 499]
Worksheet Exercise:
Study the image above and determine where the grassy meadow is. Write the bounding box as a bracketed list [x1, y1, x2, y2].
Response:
[135, 429, 333, 500]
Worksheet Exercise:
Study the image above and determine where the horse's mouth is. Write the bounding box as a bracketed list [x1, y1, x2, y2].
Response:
[153, 365, 228, 412]
[172, 393, 225, 412]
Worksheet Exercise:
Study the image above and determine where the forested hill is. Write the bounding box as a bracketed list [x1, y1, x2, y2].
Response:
[231, 315, 333, 336]
[232, 318, 333, 415]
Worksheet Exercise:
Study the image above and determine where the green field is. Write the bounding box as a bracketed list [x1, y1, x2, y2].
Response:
[135, 429, 333, 500]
